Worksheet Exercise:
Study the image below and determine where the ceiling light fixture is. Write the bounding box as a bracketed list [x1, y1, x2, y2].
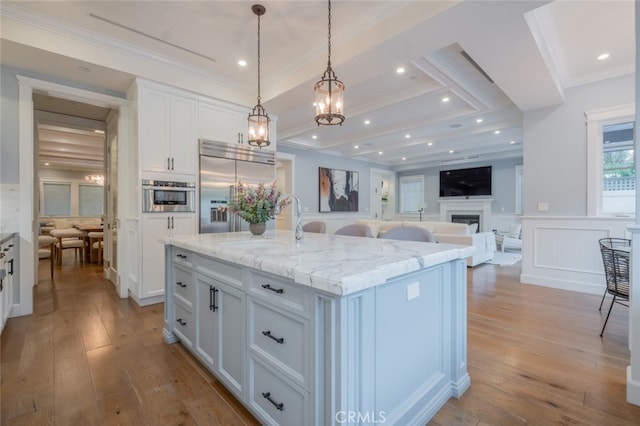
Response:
[238, 59, 247, 67]
[312, 135, 318, 139]
[378, 151, 383, 155]
[442, 96, 450, 102]
[354, 145, 359, 149]
[85, 174, 104, 186]
[476, 118, 483, 123]
[364, 120, 370, 125]
[247, 4, 270, 148]
[396, 67, 405, 74]
[405, 134, 411, 139]
[494, 130, 501, 134]
[598, 53, 610, 60]
[314, 0, 345, 126]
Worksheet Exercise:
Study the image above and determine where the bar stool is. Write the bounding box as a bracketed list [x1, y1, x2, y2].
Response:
[88, 232, 104, 264]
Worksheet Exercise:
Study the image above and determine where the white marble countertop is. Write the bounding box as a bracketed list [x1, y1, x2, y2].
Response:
[164, 230, 475, 296]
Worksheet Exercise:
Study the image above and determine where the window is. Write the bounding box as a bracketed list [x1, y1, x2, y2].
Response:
[40, 180, 104, 217]
[399, 175, 424, 213]
[79, 184, 104, 216]
[43, 183, 71, 216]
[586, 104, 635, 216]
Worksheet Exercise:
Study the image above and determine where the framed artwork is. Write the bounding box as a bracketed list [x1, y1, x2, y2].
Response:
[319, 167, 359, 212]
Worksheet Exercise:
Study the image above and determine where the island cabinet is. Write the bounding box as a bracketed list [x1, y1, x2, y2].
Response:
[163, 232, 471, 426]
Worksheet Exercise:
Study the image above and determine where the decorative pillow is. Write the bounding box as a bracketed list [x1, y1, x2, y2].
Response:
[469, 223, 478, 234]
[432, 222, 470, 235]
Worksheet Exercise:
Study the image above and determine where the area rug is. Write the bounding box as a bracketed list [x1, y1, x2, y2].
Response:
[487, 251, 522, 266]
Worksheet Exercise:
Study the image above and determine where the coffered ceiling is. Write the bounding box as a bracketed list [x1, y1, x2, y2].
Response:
[1, 1, 634, 172]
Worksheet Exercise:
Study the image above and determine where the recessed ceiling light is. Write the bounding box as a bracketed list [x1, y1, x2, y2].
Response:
[364, 120, 371, 125]
[396, 67, 405, 74]
[449, 150, 454, 154]
[442, 96, 450, 103]
[402, 157, 407, 161]
[427, 142, 433, 146]
[238, 59, 247, 67]
[354, 145, 359, 149]
[494, 130, 501, 135]
[378, 151, 383, 155]
[312, 135, 318, 139]
[405, 134, 411, 139]
[509, 140, 516, 144]
[476, 118, 483, 123]
[598, 53, 610, 61]
[44, 162, 50, 166]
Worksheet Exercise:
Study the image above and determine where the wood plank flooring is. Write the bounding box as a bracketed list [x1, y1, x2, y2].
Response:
[2, 251, 639, 425]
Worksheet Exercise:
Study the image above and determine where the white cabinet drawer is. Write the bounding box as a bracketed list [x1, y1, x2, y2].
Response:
[197, 256, 242, 288]
[173, 248, 194, 267]
[247, 271, 309, 317]
[172, 265, 194, 305]
[173, 301, 194, 348]
[248, 298, 309, 389]
[249, 356, 308, 426]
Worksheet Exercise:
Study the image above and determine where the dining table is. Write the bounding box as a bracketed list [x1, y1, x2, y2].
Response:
[73, 224, 104, 263]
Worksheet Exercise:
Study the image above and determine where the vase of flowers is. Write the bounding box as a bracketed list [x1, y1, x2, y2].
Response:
[228, 181, 289, 235]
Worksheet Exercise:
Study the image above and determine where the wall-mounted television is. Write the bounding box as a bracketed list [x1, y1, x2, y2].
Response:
[439, 166, 492, 197]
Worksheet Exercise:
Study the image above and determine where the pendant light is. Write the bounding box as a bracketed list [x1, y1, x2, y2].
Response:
[314, 0, 345, 126]
[247, 4, 270, 148]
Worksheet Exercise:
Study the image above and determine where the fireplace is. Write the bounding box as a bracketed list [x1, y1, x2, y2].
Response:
[438, 199, 493, 233]
[451, 214, 480, 232]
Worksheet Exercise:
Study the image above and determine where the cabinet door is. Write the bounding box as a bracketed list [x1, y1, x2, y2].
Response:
[216, 281, 245, 398]
[140, 88, 171, 173]
[198, 101, 244, 144]
[141, 214, 194, 299]
[195, 273, 245, 398]
[169, 95, 197, 175]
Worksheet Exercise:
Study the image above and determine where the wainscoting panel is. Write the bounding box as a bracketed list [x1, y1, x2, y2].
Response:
[533, 226, 609, 274]
[521, 217, 633, 294]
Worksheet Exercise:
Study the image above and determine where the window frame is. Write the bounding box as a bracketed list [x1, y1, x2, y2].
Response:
[586, 104, 635, 217]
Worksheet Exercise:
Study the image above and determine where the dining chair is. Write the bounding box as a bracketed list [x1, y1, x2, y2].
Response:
[380, 226, 436, 243]
[50, 228, 86, 265]
[88, 231, 104, 264]
[302, 221, 326, 234]
[334, 224, 372, 238]
[598, 237, 630, 336]
[38, 235, 57, 278]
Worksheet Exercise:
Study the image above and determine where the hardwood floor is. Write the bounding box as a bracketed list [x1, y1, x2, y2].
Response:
[2, 251, 639, 425]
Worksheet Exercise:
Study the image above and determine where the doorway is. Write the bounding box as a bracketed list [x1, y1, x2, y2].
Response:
[17, 75, 129, 317]
[35, 95, 110, 278]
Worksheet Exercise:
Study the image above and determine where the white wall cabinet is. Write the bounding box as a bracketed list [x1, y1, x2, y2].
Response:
[198, 100, 277, 152]
[138, 86, 197, 175]
[139, 214, 195, 304]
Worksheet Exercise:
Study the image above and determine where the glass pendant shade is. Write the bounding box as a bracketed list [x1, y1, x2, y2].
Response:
[314, 68, 345, 126]
[247, 103, 270, 148]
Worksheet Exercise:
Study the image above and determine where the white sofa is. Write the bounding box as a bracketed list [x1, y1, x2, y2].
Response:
[355, 219, 496, 267]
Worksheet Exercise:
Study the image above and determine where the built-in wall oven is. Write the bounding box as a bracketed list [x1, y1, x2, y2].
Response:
[142, 180, 196, 212]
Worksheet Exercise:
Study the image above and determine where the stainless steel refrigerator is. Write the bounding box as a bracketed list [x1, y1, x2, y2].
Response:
[199, 139, 276, 233]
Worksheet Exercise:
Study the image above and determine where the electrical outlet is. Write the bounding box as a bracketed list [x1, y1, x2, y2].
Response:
[407, 282, 420, 301]
[538, 202, 549, 211]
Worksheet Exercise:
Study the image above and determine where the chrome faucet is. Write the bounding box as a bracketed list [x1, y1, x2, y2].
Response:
[276, 193, 303, 240]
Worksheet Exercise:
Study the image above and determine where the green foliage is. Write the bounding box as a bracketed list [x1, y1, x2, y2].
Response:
[228, 181, 289, 224]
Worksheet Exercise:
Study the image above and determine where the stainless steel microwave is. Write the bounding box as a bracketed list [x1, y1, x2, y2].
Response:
[142, 180, 196, 213]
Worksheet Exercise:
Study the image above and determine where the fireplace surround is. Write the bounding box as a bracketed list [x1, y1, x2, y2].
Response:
[438, 199, 493, 232]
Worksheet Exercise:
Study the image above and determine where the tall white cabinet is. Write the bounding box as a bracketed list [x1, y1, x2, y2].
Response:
[139, 87, 197, 175]
[127, 78, 275, 306]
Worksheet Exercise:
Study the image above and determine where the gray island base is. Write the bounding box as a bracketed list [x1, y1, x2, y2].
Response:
[162, 230, 473, 425]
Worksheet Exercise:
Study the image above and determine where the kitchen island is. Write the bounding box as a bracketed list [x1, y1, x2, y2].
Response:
[163, 230, 473, 425]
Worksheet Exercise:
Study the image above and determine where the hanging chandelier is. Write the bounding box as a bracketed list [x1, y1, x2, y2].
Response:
[247, 4, 270, 148]
[314, 0, 345, 126]
[85, 174, 104, 186]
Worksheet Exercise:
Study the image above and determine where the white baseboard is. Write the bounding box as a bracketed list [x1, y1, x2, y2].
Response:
[627, 366, 640, 407]
[520, 273, 603, 295]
